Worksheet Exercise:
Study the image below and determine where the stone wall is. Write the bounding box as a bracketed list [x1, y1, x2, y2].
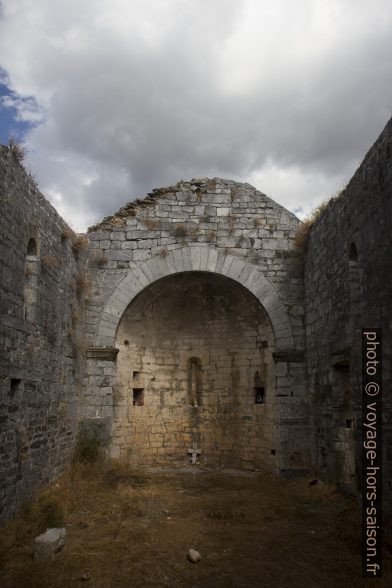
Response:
[0, 147, 84, 521]
[84, 178, 309, 475]
[304, 118, 392, 505]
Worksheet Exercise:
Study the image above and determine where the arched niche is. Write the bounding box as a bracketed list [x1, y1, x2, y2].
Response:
[113, 271, 277, 468]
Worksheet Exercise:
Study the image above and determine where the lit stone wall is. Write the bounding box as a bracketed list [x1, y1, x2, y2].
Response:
[114, 272, 276, 468]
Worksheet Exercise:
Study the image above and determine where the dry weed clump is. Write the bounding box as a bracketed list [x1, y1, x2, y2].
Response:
[174, 223, 188, 237]
[293, 199, 331, 251]
[7, 136, 26, 164]
[26, 168, 39, 191]
[61, 226, 74, 243]
[143, 218, 159, 231]
[41, 255, 61, 270]
[71, 235, 89, 257]
[72, 273, 91, 300]
[206, 229, 217, 242]
[159, 247, 168, 258]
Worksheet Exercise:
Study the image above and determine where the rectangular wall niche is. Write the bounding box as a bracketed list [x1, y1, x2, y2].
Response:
[133, 388, 144, 406]
[254, 387, 265, 404]
[9, 378, 22, 397]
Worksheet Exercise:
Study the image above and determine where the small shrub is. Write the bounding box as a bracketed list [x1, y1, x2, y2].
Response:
[61, 226, 74, 242]
[293, 199, 331, 251]
[72, 273, 91, 299]
[293, 219, 313, 251]
[42, 255, 61, 269]
[174, 223, 188, 237]
[7, 135, 26, 164]
[143, 218, 159, 231]
[72, 234, 89, 257]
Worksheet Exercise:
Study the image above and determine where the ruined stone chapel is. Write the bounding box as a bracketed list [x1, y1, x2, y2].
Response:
[1, 117, 391, 522]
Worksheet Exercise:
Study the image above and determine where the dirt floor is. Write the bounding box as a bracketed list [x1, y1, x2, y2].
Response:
[0, 461, 391, 588]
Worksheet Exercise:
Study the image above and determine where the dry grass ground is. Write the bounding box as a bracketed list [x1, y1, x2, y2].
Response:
[0, 461, 391, 588]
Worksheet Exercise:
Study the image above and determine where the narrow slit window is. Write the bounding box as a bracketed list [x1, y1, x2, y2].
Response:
[321, 446, 327, 468]
[188, 357, 202, 407]
[133, 388, 144, 406]
[349, 242, 358, 263]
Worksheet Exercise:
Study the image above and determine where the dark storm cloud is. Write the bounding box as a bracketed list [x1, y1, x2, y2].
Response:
[0, 0, 391, 230]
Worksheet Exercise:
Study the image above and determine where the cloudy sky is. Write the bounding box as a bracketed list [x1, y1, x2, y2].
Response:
[0, 0, 391, 231]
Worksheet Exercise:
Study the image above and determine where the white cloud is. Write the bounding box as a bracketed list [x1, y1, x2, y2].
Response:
[0, 0, 391, 229]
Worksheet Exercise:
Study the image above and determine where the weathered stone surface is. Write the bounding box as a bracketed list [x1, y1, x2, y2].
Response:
[0, 147, 83, 522]
[304, 116, 392, 505]
[82, 179, 307, 474]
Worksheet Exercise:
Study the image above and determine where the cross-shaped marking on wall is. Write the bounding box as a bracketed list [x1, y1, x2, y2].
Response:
[188, 445, 201, 464]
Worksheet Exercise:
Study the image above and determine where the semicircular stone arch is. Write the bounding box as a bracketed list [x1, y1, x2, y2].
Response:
[97, 246, 294, 353]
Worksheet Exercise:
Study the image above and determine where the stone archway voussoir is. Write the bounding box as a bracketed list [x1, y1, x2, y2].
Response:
[97, 245, 296, 354]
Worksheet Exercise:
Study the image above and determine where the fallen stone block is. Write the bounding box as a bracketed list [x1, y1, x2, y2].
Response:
[34, 528, 66, 560]
[188, 548, 201, 563]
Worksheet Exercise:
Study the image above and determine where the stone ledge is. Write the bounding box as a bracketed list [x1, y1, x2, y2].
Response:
[86, 347, 119, 360]
[273, 350, 305, 362]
